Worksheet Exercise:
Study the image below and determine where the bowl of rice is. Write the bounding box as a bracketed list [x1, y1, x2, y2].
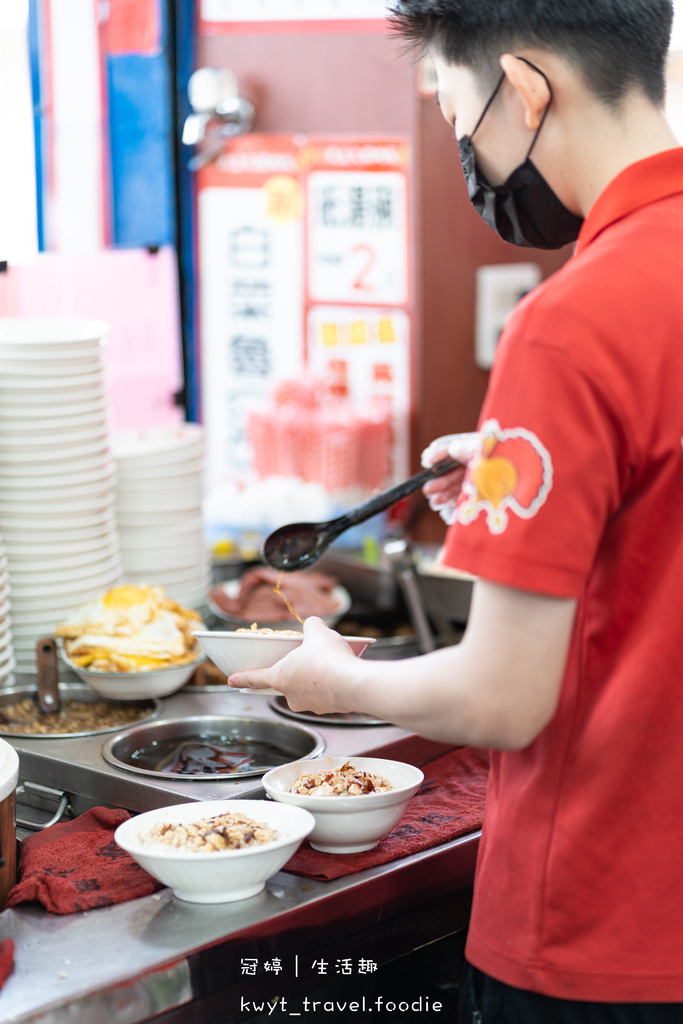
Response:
[192, 627, 376, 695]
[114, 798, 315, 903]
[262, 756, 424, 854]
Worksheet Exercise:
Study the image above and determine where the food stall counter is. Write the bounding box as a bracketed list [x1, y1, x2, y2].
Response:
[0, 688, 481, 1023]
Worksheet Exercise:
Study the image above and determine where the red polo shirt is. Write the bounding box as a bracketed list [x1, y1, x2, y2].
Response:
[442, 148, 683, 1002]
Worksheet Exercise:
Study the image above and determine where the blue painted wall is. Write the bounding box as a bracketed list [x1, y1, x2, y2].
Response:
[107, 47, 176, 247]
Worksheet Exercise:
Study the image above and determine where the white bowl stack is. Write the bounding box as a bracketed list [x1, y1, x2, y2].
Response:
[0, 536, 15, 685]
[0, 318, 123, 674]
[113, 425, 210, 610]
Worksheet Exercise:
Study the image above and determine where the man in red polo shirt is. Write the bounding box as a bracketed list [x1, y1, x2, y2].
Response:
[230, 1, 683, 1019]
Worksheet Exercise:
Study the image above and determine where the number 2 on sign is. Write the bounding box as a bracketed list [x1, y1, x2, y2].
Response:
[352, 244, 375, 291]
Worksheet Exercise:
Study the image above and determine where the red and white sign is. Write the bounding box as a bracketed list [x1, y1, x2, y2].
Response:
[307, 169, 409, 305]
[197, 138, 306, 490]
[196, 134, 412, 492]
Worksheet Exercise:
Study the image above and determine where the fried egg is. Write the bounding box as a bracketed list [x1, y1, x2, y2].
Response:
[56, 585, 162, 637]
[55, 584, 204, 672]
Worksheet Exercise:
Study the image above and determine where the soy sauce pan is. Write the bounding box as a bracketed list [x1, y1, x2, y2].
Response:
[102, 715, 326, 781]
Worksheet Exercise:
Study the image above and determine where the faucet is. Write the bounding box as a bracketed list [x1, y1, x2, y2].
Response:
[182, 68, 255, 171]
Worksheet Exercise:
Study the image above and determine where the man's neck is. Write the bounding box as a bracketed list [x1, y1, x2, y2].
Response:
[562, 93, 679, 217]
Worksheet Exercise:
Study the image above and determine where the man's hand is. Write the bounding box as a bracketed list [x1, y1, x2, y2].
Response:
[229, 581, 577, 751]
[421, 433, 479, 523]
[228, 617, 361, 714]
[422, 446, 466, 518]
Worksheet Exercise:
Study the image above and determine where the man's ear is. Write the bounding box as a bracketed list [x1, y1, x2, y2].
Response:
[499, 54, 550, 131]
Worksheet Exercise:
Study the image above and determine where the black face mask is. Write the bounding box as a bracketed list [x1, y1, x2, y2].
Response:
[458, 59, 583, 249]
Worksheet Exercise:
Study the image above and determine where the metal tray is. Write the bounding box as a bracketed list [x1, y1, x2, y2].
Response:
[0, 683, 161, 739]
[207, 580, 352, 630]
[102, 714, 325, 781]
[268, 695, 389, 727]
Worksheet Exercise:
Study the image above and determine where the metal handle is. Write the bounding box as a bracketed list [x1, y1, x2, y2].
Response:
[36, 637, 60, 714]
[183, 67, 255, 170]
[16, 782, 70, 831]
[384, 539, 462, 652]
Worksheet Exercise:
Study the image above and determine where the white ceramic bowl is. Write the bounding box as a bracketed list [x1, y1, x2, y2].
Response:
[0, 397, 108, 420]
[114, 798, 315, 903]
[122, 555, 208, 577]
[28, 564, 119, 595]
[118, 517, 205, 541]
[116, 470, 205, 493]
[0, 316, 110, 345]
[0, 517, 117, 541]
[0, 366, 103, 390]
[0, 355, 102, 375]
[10, 556, 122, 588]
[3, 536, 119, 560]
[116, 508, 198, 527]
[0, 343, 103, 360]
[0, 478, 116, 504]
[116, 492, 203, 515]
[131, 565, 208, 590]
[11, 551, 120, 577]
[117, 456, 201, 481]
[192, 629, 376, 696]
[0, 456, 114, 481]
[0, 425, 109, 450]
[0, 655, 15, 682]
[59, 648, 205, 700]
[0, 387, 107, 411]
[112, 424, 203, 462]
[120, 534, 206, 558]
[0, 411, 108, 434]
[0, 496, 116, 520]
[262, 756, 424, 854]
[0, 441, 110, 467]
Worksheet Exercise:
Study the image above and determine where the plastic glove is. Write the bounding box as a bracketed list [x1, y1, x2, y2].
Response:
[420, 432, 480, 525]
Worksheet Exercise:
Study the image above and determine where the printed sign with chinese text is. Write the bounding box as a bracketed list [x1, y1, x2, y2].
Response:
[196, 134, 411, 501]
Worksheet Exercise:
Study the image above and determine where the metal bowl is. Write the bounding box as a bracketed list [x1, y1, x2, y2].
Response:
[268, 695, 388, 728]
[0, 683, 161, 739]
[102, 714, 325, 781]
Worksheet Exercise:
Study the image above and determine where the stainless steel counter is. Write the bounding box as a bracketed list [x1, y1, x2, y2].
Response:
[12, 687, 413, 815]
[0, 687, 480, 1023]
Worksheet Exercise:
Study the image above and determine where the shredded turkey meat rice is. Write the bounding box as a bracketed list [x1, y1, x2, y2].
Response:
[140, 811, 278, 852]
[235, 623, 302, 637]
[288, 761, 393, 796]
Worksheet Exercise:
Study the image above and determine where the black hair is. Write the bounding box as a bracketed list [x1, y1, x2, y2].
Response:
[389, 0, 673, 106]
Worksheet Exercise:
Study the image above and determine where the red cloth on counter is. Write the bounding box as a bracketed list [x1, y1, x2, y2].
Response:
[7, 807, 162, 914]
[283, 746, 489, 881]
[0, 940, 14, 990]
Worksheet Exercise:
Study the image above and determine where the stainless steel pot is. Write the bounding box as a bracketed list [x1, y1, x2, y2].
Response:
[0, 683, 161, 739]
[102, 715, 325, 781]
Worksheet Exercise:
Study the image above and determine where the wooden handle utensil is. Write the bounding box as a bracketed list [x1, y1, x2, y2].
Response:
[36, 638, 60, 715]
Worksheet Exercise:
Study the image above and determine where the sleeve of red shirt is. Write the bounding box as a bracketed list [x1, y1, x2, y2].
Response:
[441, 334, 625, 598]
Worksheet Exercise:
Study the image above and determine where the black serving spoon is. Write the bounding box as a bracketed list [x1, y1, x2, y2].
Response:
[262, 455, 463, 571]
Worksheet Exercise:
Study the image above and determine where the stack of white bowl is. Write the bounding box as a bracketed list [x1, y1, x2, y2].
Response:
[0, 536, 15, 685]
[0, 318, 123, 673]
[113, 424, 210, 609]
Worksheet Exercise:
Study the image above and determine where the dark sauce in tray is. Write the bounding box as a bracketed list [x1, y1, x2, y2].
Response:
[129, 733, 294, 775]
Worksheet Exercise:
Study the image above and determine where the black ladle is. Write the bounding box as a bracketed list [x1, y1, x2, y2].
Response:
[263, 455, 463, 571]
